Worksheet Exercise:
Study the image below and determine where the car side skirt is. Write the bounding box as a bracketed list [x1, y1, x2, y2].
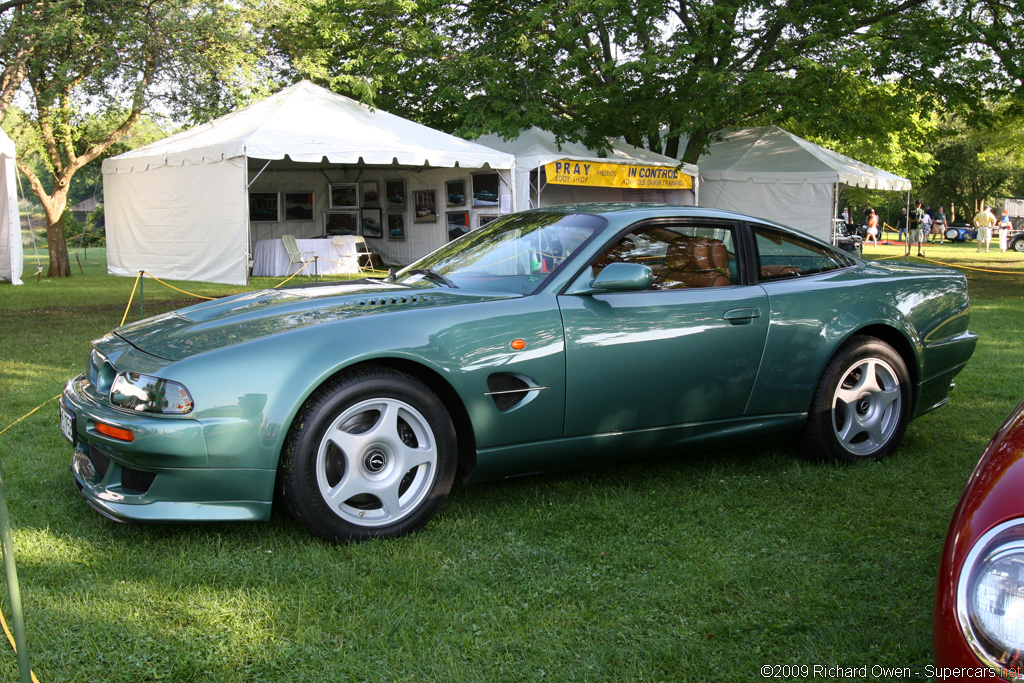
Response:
[468, 413, 807, 482]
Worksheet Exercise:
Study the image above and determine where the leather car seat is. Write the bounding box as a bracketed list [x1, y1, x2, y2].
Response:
[658, 235, 732, 288]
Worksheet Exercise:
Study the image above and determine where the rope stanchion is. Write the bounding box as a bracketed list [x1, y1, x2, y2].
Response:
[119, 271, 143, 327]
[272, 259, 315, 289]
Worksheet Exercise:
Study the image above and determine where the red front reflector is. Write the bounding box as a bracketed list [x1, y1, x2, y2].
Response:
[95, 422, 134, 442]
[510, 339, 526, 350]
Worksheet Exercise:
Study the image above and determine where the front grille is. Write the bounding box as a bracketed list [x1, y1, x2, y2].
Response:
[89, 449, 110, 478]
[121, 467, 156, 494]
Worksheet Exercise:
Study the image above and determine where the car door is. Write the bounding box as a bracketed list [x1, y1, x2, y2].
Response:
[558, 220, 770, 437]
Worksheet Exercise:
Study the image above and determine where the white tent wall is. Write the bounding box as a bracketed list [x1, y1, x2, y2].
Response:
[0, 130, 23, 285]
[699, 177, 835, 241]
[105, 157, 249, 284]
[248, 165, 513, 267]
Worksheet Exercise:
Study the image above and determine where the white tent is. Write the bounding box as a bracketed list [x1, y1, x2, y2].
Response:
[475, 128, 699, 211]
[103, 81, 517, 285]
[694, 126, 911, 242]
[0, 128, 23, 285]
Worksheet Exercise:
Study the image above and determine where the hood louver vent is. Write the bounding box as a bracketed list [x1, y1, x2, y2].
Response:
[355, 295, 425, 307]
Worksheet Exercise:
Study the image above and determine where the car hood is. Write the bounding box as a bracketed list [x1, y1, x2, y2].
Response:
[114, 280, 516, 361]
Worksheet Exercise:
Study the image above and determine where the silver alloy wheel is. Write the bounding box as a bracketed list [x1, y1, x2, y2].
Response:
[830, 357, 902, 456]
[315, 397, 437, 528]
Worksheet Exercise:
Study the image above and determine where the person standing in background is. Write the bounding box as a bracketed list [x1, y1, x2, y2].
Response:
[896, 208, 908, 243]
[933, 206, 948, 244]
[909, 200, 927, 256]
[998, 209, 1013, 252]
[974, 205, 996, 253]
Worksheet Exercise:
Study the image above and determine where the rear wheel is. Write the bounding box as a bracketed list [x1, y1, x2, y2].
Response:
[1013, 237, 1024, 253]
[279, 366, 457, 542]
[799, 337, 911, 463]
[944, 228, 960, 241]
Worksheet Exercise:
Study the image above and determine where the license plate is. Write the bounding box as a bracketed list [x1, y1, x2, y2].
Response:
[60, 403, 76, 445]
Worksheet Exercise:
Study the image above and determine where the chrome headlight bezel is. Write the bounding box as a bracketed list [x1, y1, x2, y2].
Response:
[956, 518, 1024, 676]
[108, 371, 194, 415]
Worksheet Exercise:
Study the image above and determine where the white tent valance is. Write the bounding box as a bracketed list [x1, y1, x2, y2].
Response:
[0, 128, 23, 285]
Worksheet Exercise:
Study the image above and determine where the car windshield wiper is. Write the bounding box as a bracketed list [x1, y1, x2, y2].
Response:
[404, 268, 458, 289]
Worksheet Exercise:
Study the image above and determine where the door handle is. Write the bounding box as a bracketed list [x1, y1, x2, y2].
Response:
[723, 307, 761, 324]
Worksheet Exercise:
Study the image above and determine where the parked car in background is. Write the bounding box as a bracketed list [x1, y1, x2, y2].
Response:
[934, 399, 1024, 679]
[62, 204, 977, 543]
[1007, 230, 1024, 252]
[945, 222, 979, 243]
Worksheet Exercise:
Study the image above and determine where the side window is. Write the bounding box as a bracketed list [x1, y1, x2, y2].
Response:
[753, 225, 855, 281]
[592, 224, 739, 289]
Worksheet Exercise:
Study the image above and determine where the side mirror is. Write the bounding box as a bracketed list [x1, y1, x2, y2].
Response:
[590, 262, 655, 292]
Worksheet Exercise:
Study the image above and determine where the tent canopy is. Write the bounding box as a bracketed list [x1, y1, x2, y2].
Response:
[475, 127, 698, 211]
[103, 81, 516, 285]
[107, 81, 515, 172]
[691, 126, 910, 241]
[698, 126, 911, 192]
[0, 127, 23, 285]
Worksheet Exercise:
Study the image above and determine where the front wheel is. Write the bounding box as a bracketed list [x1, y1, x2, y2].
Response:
[279, 366, 457, 542]
[799, 337, 911, 463]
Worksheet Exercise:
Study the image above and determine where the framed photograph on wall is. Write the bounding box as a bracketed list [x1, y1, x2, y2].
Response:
[330, 183, 358, 208]
[472, 173, 500, 206]
[446, 179, 466, 207]
[478, 215, 499, 228]
[361, 208, 383, 238]
[325, 211, 358, 235]
[413, 190, 437, 223]
[361, 181, 380, 207]
[284, 192, 314, 221]
[387, 214, 406, 241]
[447, 211, 470, 242]
[385, 180, 405, 209]
[249, 192, 279, 222]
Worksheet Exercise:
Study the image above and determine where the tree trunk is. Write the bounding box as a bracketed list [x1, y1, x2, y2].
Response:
[44, 209, 70, 278]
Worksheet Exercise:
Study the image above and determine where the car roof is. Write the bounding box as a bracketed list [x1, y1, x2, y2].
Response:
[520, 202, 775, 225]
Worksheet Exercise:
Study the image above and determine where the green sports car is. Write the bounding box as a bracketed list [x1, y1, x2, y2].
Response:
[62, 204, 978, 542]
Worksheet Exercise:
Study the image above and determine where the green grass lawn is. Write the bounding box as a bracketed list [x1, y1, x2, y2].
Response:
[1, 242, 1022, 682]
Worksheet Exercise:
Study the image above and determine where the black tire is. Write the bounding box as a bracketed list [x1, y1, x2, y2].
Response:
[279, 365, 457, 542]
[1013, 237, 1024, 253]
[798, 337, 911, 463]
[944, 228, 959, 241]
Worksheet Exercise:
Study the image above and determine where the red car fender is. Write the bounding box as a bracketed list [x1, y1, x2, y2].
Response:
[934, 398, 1024, 675]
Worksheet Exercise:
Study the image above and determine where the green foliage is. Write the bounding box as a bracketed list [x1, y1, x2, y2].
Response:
[917, 102, 1024, 220]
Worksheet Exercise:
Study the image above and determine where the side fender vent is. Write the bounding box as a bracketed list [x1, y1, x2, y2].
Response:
[486, 373, 537, 412]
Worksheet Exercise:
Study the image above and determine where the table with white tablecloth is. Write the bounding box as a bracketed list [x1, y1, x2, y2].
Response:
[251, 237, 366, 277]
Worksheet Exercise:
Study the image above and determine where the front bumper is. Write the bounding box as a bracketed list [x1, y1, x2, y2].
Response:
[63, 375, 275, 523]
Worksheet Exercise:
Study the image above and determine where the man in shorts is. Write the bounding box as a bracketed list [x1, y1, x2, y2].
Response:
[933, 206, 948, 244]
[909, 200, 927, 256]
[974, 205, 996, 253]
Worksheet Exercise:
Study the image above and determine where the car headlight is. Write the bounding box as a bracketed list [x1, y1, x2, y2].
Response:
[957, 519, 1024, 674]
[109, 372, 194, 415]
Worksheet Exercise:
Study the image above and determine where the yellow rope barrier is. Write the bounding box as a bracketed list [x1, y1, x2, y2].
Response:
[0, 608, 40, 683]
[141, 272, 216, 301]
[0, 397, 60, 439]
[0, 398, 53, 683]
[917, 255, 1024, 275]
[119, 272, 143, 327]
[272, 259, 315, 289]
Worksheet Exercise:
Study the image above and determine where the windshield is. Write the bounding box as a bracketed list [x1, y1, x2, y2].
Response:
[396, 212, 606, 294]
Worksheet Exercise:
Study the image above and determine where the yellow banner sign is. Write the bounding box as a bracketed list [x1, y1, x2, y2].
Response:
[544, 160, 693, 190]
